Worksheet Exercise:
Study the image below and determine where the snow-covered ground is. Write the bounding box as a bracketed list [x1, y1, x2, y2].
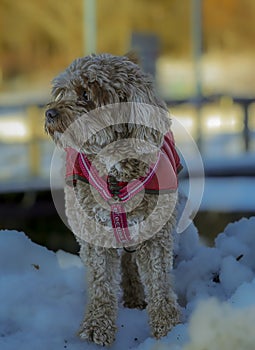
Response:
[1, 216, 255, 350]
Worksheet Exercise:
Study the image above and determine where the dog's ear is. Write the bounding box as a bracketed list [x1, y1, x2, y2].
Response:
[124, 51, 140, 65]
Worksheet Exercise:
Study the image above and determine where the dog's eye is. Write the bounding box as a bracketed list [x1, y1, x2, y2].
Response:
[83, 91, 89, 102]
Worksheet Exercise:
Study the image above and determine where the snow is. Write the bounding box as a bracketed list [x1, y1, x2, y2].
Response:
[183, 298, 255, 350]
[1, 217, 255, 349]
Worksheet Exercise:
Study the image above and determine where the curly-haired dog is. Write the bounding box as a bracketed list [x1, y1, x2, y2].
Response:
[45, 53, 181, 346]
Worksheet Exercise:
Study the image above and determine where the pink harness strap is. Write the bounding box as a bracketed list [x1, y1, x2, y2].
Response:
[65, 131, 181, 245]
[110, 203, 132, 243]
[78, 151, 161, 203]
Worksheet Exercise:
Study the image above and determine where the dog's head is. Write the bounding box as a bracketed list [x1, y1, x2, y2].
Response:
[45, 53, 171, 180]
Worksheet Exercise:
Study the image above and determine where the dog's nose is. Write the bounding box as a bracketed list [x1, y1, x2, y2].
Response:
[45, 108, 59, 119]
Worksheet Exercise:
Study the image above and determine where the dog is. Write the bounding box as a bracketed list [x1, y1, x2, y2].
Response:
[45, 52, 181, 346]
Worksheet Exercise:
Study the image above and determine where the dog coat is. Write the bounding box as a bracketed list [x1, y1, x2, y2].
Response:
[65, 131, 181, 245]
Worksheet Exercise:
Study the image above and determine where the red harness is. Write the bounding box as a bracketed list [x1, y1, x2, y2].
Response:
[65, 131, 181, 245]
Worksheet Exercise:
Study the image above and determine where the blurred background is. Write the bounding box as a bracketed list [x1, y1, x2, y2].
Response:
[1, 0, 255, 251]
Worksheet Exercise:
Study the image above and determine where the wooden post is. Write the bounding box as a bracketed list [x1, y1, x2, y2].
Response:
[191, 0, 203, 151]
[83, 0, 97, 55]
[243, 102, 250, 152]
[27, 106, 41, 177]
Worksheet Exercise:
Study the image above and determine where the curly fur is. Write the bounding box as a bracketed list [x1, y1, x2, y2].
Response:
[45, 52, 180, 346]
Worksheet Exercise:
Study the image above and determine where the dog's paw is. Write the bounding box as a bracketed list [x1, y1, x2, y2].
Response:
[149, 301, 180, 339]
[78, 315, 117, 346]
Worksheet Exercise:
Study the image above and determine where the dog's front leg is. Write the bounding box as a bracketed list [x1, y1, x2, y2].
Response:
[78, 243, 120, 346]
[136, 228, 180, 339]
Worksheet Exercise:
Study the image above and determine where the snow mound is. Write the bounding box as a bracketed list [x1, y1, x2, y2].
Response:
[183, 298, 255, 350]
[1, 217, 255, 349]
